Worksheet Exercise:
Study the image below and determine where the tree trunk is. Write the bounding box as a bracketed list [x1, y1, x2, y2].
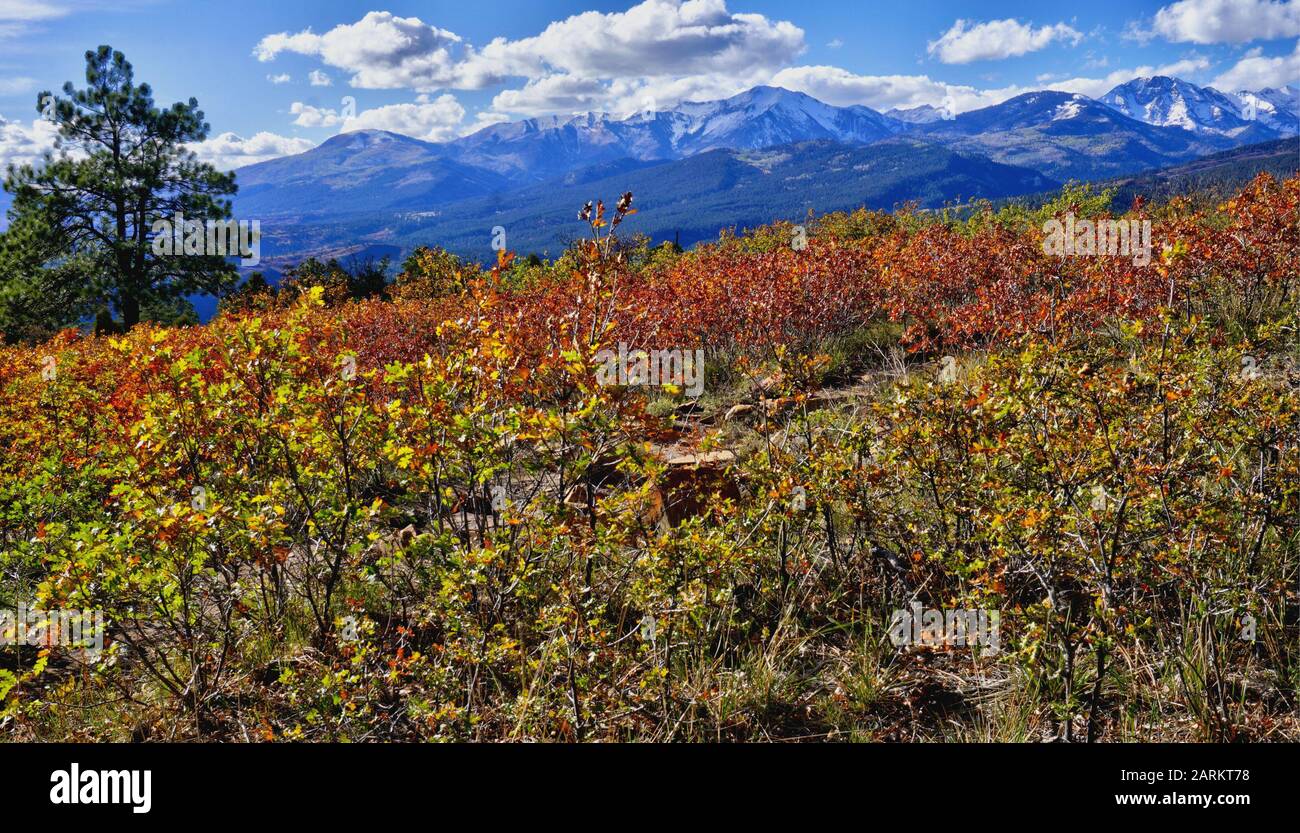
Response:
[122, 292, 140, 330]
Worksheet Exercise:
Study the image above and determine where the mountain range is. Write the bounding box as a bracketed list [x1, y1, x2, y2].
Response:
[4, 76, 1295, 262]
[258, 137, 1056, 262]
[229, 75, 1297, 266]
[234, 85, 912, 222]
[1102, 76, 1299, 137]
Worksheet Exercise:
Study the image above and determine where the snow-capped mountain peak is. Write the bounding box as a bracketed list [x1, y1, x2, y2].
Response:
[1229, 85, 1299, 135]
[1100, 76, 1295, 137]
[884, 104, 949, 124]
[458, 85, 903, 172]
[1100, 76, 1246, 134]
[661, 86, 902, 151]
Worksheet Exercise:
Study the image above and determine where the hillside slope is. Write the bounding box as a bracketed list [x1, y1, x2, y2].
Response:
[254, 138, 1056, 263]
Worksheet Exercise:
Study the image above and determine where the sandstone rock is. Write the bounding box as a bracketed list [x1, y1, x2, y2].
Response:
[666, 449, 736, 467]
[724, 403, 754, 421]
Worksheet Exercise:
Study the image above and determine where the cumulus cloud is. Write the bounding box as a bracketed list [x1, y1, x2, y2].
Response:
[610, 70, 770, 113]
[487, 69, 767, 118]
[1152, 0, 1300, 44]
[768, 65, 1029, 113]
[1212, 41, 1300, 90]
[488, 75, 611, 117]
[267, 73, 291, 85]
[458, 0, 803, 88]
[1044, 56, 1213, 98]
[248, 2, 1241, 130]
[291, 94, 466, 141]
[0, 113, 59, 170]
[187, 131, 315, 170]
[254, 1, 803, 111]
[289, 101, 344, 128]
[308, 70, 332, 87]
[3, 115, 313, 175]
[767, 55, 1218, 115]
[341, 94, 466, 141]
[927, 18, 1082, 64]
[255, 10, 463, 91]
[460, 111, 511, 137]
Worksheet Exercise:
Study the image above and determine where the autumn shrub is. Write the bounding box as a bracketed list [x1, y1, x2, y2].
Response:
[1, 176, 1296, 741]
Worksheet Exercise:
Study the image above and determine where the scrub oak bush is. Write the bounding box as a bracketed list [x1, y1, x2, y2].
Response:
[1, 175, 1296, 741]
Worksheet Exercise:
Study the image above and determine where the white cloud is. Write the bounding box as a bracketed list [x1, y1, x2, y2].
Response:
[254, 10, 463, 91]
[1212, 41, 1300, 90]
[291, 95, 466, 142]
[488, 75, 611, 117]
[0, 113, 58, 170]
[247, 2, 1249, 130]
[612, 70, 769, 113]
[289, 101, 343, 128]
[267, 73, 291, 85]
[0, 0, 68, 39]
[459, 0, 803, 87]
[1044, 56, 1213, 98]
[460, 111, 511, 137]
[308, 70, 332, 87]
[253, 1, 805, 128]
[768, 65, 1029, 113]
[827, 38, 843, 49]
[928, 18, 1083, 64]
[0, 0, 66, 21]
[254, 0, 804, 111]
[187, 131, 315, 170]
[1152, 0, 1300, 44]
[485, 70, 765, 118]
[342, 94, 466, 141]
[2, 116, 314, 176]
[767, 56, 1218, 116]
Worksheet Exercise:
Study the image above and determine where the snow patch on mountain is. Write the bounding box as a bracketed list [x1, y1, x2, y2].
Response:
[1100, 76, 1292, 137]
[1229, 86, 1299, 135]
[885, 104, 951, 124]
[1053, 96, 1088, 120]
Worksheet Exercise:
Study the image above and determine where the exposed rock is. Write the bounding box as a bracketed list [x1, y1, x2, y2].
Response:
[724, 403, 754, 421]
[666, 450, 736, 467]
[638, 448, 743, 528]
[755, 371, 784, 393]
[673, 400, 704, 418]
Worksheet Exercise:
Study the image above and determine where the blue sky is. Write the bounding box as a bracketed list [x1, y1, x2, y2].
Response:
[1, 0, 1297, 169]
